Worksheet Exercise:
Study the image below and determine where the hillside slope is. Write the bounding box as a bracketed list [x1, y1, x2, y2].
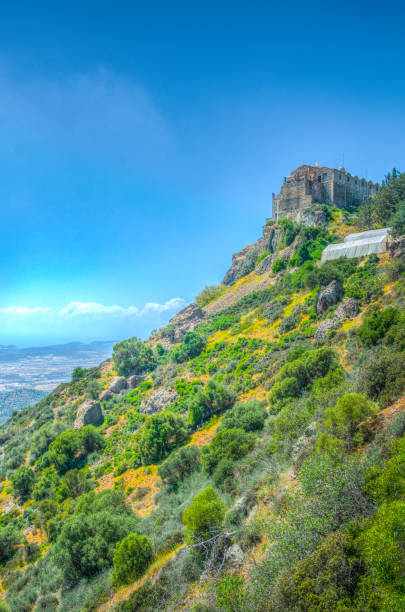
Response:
[1, 171, 405, 612]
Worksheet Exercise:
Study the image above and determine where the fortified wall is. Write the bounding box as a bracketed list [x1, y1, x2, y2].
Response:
[272, 164, 379, 221]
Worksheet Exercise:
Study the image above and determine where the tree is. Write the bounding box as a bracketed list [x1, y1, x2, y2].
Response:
[112, 533, 153, 587]
[216, 574, 249, 612]
[11, 466, 35, 500]
[137, 411, 188, 465]
[113, 337, 156, 377]
[195, 285, 224, 307]
[358, 307, 400, 346]
[182, 487, 226, 542]
[188, 380, 235, 427]
[72, 367, 87, 382]
[0, 524, 20, 562]
[171, 332, 206, 363]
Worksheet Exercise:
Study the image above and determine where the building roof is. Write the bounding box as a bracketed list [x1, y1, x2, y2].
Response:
[321, 228, 390, 262]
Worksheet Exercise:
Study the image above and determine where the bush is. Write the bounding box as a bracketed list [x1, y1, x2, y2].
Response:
[172, 332, 206, 363]
[323, 393, 378, 448]
[272, 259, 286, 274]
[357, 348, 405, 407]
[269, 377, 300, 410]
[112, 533, 153, 587]
[158, 446, 200, 490]
[137, 412, 188, 465]
[0, 524, 20, 562]
[358, 307, 400, 346]
[182, 487, 226, 541]
[220, 400, 267, 432]
[276, 347, 337, 392]
[11, 466, 35, 500]
[216, 573, 248, 611]
[361, 501, 405, 608]
[201, 428, 255, 474]
[196, 285, 224, 307]
[365, 436, 405, 502]
[113, 337, 156, 377]
[188, 380, 235, 427]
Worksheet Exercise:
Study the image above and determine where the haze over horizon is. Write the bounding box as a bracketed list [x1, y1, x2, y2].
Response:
[1, 1, 404, 346]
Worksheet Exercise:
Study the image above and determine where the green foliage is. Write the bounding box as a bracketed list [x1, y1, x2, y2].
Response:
[0, 524, 20, 562]
[188, 380, 235, 427]
[356, 168, 405, 228]
[172, 332, 206, 363]
[11, 465, 35, 500]
[56, 468, 94, 501]
[361, 501, 405, 608]
[113, 337, 156, 377]
[323, 393, 378, 449]
[256, 251, 271, 266]
[269, 376, 300, 409]
[137, 411, 188, 465]
[305, 259, 347, 290]
[53, 489, 137, 582]
[201, 427, 254, 474]
[389, 199, 405, 237]
[72, 367, 86, 382]
[365, 436, 405, 503]
[220, 400, 267, 432]
[30, 421, 66, 462]
[112, 533, 153, 587]
[276, 347, 337, 391]
[182, 486, 226, 541]
[357, 347, 405, 407]
[158, 445, 201, 490]
[272, 258, 286, 274]
[43, 426, 105, 474]
[358, 307, 400, 346]
[196, 285, 224, 307]
[279, 218, 301, 247]
[289, 227, 335, 267]
[216, 573, 248, 611]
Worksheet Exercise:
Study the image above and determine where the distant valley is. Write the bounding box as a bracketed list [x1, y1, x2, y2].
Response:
[0, 341, 115, 424]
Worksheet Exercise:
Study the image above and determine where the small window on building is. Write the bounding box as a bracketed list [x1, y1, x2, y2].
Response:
[323, 173, 328, 181]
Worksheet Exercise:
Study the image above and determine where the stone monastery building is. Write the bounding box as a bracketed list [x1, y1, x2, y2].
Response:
[272, 164, 379, 221]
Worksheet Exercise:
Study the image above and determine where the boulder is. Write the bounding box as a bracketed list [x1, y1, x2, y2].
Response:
[225, 543, 244, 566]
[139, 387, 179, 415]
[315, 318, 341, 340]
[316, 280, 343, 315]
[256, 253, 273, 274]
[98, 389, 114, 402]
[334, 298, 359, 322]
[107, 376, 127, 394]
[74, 400, 104, 430]
[127, 374, 147, 389]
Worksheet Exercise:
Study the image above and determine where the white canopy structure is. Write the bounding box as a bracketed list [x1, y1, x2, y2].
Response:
[321, 228, 391, 262]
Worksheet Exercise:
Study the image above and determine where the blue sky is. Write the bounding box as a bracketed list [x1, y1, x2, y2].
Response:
[0, 0, 404, 345]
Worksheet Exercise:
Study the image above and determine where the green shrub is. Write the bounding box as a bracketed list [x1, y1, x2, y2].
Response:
[196, 285, 224, 307]
[365, 436, 405, 502]
[279, 218, 301, 247]
[172, 332, 206, 363]
[113, 337, 156, 377]
[188, 380, 235, 427]
[357, 348, 405, 407]
[216, 573, 248, 611]
[220, 400, 267, 432]
[137, 412, 188, 465]
[11, 466, 35, 500]
[201, 428, 254, 474]
[182, 487, 226, 541]
[256, 251, 271, 266]
[323, 393, 378, 448]
[0, 524, 20, 562]
[277, 347, 337, 391]
[158, 446, 200, 490]
[269, 377, 300, 410]
[112, 533, 153, 587]
[272, 258, 286, 274]
[358, 307, 400, 346]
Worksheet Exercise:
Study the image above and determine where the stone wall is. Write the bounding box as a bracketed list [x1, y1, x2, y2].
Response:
[272, 164, 378, 221]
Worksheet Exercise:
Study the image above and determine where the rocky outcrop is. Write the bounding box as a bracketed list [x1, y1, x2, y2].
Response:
[139, 387, 179, 415]
[389, 235, 405, 258]
[225, 543, 244, 566]
[222, 223, 284, 286]
[335, 298, 359, 321]
[315, 298, 359, 340]
[74, 400, 104, 429]
[168, 303, 206, 343]
[314, 318, 341, 340]
[107, 376, 127, 394]
[98, 389, 114, 402]
[296, 204, 329, 227]
[316, 280, 343, 315]
[127, 374, 147, 389]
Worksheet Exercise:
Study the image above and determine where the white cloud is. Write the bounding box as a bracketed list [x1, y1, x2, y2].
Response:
[0, 306, 50, 314]
[0, 298, 187, 319]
